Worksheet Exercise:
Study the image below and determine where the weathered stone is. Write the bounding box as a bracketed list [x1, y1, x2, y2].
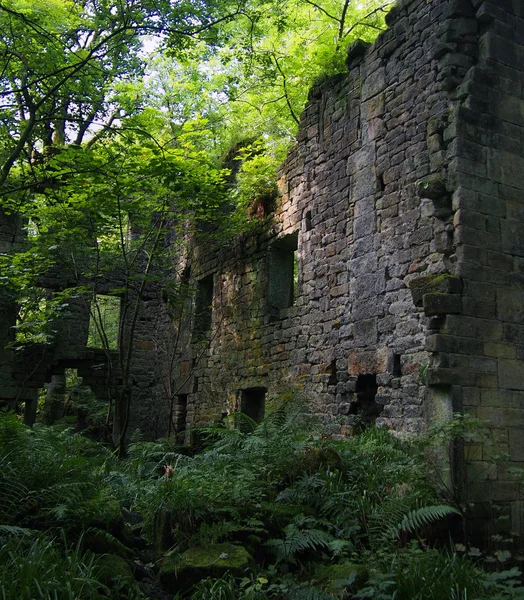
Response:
[423, 293, 463, 316]
[160, 544, 253, 592]
[408, 274, 463, 307]
[346, 39, 371, 68]
[498, 360, 524, 391]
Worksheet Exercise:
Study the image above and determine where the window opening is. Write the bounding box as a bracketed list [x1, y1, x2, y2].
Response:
[239, 387, 266, 430]
[181, 265, 191, 286]
[305, 210, 312, 232]
[42, 371, 66, 424]
[173, 394, 188, 440]
[87, 294, 120, 350]
[268, 232, 299, 311]
[193, 274, 214, 336]
[328, 360, 337, 386]
[350, 374, 382, 426]
[393, 354, 402, 377]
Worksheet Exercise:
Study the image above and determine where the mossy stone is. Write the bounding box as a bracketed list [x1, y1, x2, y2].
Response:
[160, 543, 252, 592]
[408, 273, 462, 307]
[313, 561, 369, 594]
[96, 554, 134, 588]
[417, 177, 447, 200]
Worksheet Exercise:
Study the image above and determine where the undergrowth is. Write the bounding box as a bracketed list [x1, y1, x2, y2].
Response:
[1, 401, 523, 599]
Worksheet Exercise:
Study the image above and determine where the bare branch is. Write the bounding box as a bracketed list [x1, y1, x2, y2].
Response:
[273, 54, 300, 126]
[302, 0, 339, 23]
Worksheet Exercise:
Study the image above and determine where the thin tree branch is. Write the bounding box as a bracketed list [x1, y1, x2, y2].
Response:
[302, 0, 339, 23]
[272, 54, 299, 126]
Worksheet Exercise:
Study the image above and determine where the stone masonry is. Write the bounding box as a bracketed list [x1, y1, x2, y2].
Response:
[168, 0, 524, 540]
[1, 0, 524, 541]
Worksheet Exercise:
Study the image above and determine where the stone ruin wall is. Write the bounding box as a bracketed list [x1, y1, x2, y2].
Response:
[1, 0, 524, 540]
[168, 0, 524, 538]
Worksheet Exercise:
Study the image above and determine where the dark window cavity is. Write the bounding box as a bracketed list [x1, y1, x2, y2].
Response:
[350, 374, 382, 426]
[305, 210, 313, 232]
[194, 274, 214, 336]
[240, 387, 266, 425]
[393, 353, 402, 377]
[173, 394, 188, 437]
[268, 232, 299, 310]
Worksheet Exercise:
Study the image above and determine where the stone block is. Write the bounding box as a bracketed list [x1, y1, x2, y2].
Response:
[348, 347, 388, 375]
[497, 288, 524, 322]
[363, 93, 385, 120]
[423, 293, 462, 316]
[488, 149, 524, 189]
[467, 461, 498, 482]
[509, 428, 524, 461]
[480, 33, 524, 71]
[498, 359, 524, 390]
[476, 2, 507, 24]
[408, 273, 462, 307]
[353, 318, 378, 346]
[427, 367, 476, 386]
[464, 443, 484, 461]
[346, 39, 371, 68]
[362, 67, 386, 101]
[501, 219, 524, 258]
[484, 342, 516, 359]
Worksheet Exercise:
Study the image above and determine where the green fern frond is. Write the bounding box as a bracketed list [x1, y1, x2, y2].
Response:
[0, 525, 33, 536]
[397, 504, 460, 535]
[266, 517, 334, 561]
[0, 460, 29, 524]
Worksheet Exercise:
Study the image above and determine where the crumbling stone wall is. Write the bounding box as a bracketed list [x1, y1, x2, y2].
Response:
[0, 209, 110, 422]
[1, 0, 524, 541]
[166, 0, 524, 539]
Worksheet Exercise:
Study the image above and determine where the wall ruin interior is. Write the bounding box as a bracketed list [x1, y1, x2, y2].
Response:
[1, 0, 524, 540]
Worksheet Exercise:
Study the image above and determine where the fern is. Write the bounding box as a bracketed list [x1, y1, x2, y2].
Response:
[396, 505, 460, 535]
[266, 516, 334, 562]
[370, 502, 459, 544]
[0, 524, 33, 536]
[0, 458, 29, 524]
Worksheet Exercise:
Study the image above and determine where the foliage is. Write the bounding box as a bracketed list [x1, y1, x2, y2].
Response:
[1, 406, 524, 598]
[0, 534, 107, 600]
[357, 544, 524, 600]
[0, 0, 244, 191]
[87, 295, 121, 350]
[0, 409, 111, 533]
[0, 410, 145, 598]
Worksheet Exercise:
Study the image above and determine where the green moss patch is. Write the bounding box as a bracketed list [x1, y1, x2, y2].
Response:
[96, 554, 134, 588]
[408, 273, 462, 307]
[313, 561, 369, 594]
[160, 543, 252, 592]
